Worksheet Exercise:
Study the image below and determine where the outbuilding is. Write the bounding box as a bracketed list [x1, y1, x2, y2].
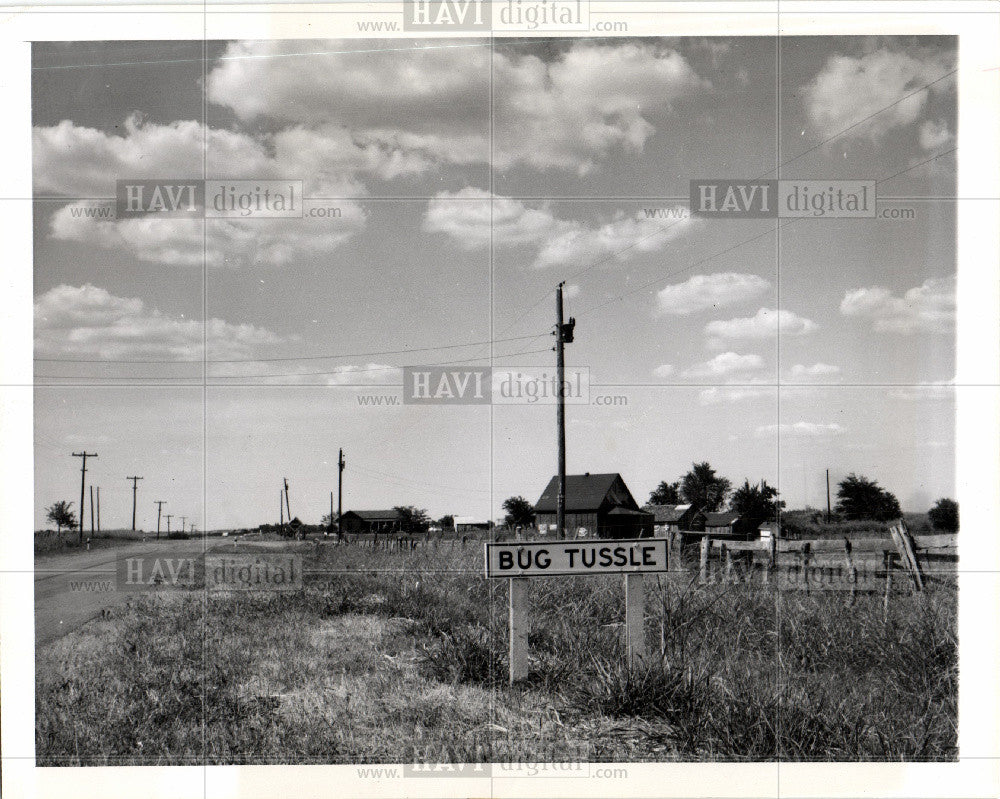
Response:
[645, 503, 704, 535]
[703, 511, 754, 539]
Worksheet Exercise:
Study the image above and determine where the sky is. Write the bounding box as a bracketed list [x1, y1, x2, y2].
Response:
[32, 36, 958, 530]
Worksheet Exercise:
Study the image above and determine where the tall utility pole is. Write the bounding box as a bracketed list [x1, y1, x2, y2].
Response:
[283, 478, 292, 521]
[126, 476, 143, 531]
[96, 487, 101, 532]
[554, 282, 575, 539]
[279, 490, 285, 533]
[72, 452, 97, 544]
[154, 500, 166, 539]
[338, 449, 346, 529]
[826, 469, 832, 523]
[180, 515, 187, 533]
[89, 485, 95, 533]
[165, 514, 173, 534]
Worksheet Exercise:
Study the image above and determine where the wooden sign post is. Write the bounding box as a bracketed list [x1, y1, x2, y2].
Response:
[486, 538, 668, 684]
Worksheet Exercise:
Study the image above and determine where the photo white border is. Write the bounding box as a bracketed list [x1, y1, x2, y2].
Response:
[2, 3, 998, 798]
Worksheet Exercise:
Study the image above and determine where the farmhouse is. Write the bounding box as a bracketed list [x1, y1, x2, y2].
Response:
[339, 509, 402, 535]
[645, 503, 704, 535]
[534, 472, 654, 539]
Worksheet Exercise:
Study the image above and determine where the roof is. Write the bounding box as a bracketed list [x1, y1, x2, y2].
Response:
[343, 509, 401, 521]
[704, 511, 741, 527]
[534, 473, 635, 513]
[454, 516, 490, 525]
[606, 507, 653, 517]
[645, 503, 695, 523]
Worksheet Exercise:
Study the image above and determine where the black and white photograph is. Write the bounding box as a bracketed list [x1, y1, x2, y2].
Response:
[2, 2, 1000, 798]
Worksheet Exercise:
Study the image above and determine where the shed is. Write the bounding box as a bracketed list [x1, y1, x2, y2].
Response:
[758, 521, 780, 542]
[534, 472, 654, 539]
[645, 503, 704, 534]
[454, 516, 491, 533]
[703, 511, 754, 539]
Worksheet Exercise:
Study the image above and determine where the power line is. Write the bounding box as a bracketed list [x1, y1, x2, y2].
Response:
[35, 333, 547, 364]
[35, 347, 555, 382]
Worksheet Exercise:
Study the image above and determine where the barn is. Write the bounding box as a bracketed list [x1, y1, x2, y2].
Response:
[339, 509, 402, 535]
[645, 503, 704, 535]
[533, 473, 654, 539]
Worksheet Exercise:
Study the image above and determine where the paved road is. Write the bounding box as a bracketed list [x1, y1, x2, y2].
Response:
[35, 537, 319, 647]
[34, 540, 208, 647]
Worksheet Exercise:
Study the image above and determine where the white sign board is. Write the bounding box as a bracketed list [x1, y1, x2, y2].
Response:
[485, 538, 668, 578]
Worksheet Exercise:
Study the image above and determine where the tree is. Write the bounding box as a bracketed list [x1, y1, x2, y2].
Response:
[393, 506, 430, 534]
[928, 498, 959, 532]
[681, 462, 731, 512]
[835, 473, 902, 521]
[648, 480, 681, 505]
[502, 495, 535, 527]
[729, 479, 785, 528]
[46, 500, 76, 533]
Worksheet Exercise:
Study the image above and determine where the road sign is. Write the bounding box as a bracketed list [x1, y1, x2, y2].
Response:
[485, 538, 668, 684]
[485, 537, 668, 579]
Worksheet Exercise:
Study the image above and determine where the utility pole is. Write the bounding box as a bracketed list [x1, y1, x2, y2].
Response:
[126, 476, 143, 531]
[165, 514, 172, 535]
[553, 282, 575, 539]
[283, 477, 292, 521]
[96, 487, 101, 532]
[180, 515, 187, 533]
[72, 452, 97, 544]
[89, 485, 95, 534]
[154, 501, 166, 539]
[338, 449, 345, 530]
[279, 490, 285, 533]
[826, 469, 832, 524]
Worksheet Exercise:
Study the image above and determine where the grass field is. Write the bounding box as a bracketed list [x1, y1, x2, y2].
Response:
[36, 541, 957, 765]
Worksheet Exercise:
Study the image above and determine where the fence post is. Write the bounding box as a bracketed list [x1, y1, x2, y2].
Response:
[844, 538, 857, 606]
[723, 544, 732, 583]
[801, 542, 811, 595]
[509, 578, 529, 684]
[699, 536, 710, 584]
[625, 573, 646, 668]
[883, 550, 893, 618]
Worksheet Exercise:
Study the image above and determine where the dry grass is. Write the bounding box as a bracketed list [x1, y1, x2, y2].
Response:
[36, 541, 956, 765]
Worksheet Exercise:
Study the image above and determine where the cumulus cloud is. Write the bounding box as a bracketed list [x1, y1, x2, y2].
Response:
[918, 119, 953, 151]
[34, 115, 367, 198]
[839, 276, 955, 334]
[656, 272, 769, 316]
[698, 386, 772, 405]
[423, 189, 694, 268]
[34, 116, 369, 266]
[755, 421, 845, 437]
[803, 48, 954, 144]
[34, 284, 283, 360]
[651, 364, 675, 378]
[787, 363, 840, 379]
[683, 351, 763, 379]
[494, 42, 710, 173]
[704, 308, 817, 345]
[48, 201, 366, 268]
[422, 188, 567, 250]
[205, 40, 708, 176]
